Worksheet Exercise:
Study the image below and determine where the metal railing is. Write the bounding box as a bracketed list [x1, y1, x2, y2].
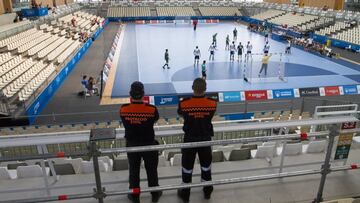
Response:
[0, 115, 359, 203]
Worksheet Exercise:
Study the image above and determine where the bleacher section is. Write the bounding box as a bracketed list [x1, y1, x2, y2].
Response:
[0, 11, 104, 116]
[315, 22, 350, 36]
[107, 7, 151, 18]
[156, 7, 195, 17]
[269, 13, 319, 27]
[332, 25, 360, 45]
[198, 7, 241, 16]
[251, 10, 286, 21]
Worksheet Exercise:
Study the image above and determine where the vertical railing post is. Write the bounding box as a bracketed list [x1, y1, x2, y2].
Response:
[89, 141, 106, 203]
[279, 141, 287, 174]
[89, 128, 116, 203]
[313, 124, 339, 203]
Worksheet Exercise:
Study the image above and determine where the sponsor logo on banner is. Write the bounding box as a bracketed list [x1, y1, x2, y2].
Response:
[323, 86, 341, 96]
[299, 87, 320, 97]
[150, 20, 158, 24]
[343, 85, 358, 95]
[154, 95, 179, 106]
[272, 89, 294, 99]
[219, 92, 241, 102]
[245, 90, 268, 100]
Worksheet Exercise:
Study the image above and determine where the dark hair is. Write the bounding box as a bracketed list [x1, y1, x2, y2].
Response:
[82, 75, 87, 80]
[130, 81, 144, 100]
[192, 78, 206, 95]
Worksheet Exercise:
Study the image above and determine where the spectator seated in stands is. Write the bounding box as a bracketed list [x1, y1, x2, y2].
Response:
[71, 17, 77, 27]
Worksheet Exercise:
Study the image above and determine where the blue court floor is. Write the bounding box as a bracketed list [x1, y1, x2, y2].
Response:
[111, 22, 360, 97]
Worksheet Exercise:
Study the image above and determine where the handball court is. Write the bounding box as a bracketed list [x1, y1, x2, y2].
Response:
[35, 21, 360, 125]
[102, 22, 360, 104]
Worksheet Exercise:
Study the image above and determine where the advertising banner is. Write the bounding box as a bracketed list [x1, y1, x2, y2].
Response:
[245, 90, 268, 100]
[299, 87, 320, 97]
[154, 95, 179, 106]
[272, 89, 295, 99]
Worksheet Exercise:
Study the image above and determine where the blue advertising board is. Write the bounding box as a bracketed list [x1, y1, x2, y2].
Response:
[343, 85, 358, 95]
[21, 8, 48, 17]
[26, 39, 93, 124]
[272, 89, 294, 99]
[154, 95, 179, 106]
[222, 92, 241, 102]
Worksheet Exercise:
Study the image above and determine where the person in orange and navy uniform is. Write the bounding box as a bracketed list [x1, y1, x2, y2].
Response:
[177, 78, 217, 203]
[119, 81, 162, 203]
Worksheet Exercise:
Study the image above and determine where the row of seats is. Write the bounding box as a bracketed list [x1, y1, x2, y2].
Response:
[298, 17, 333, 32]
[57, 40, 82, 64]
[315, 22, 350, 36]
[0, 111, 312, 136]
[37, 37, 67, 59]
[17, 33, 52, 54]
[198, 1, 235, 7]
[0, 58, 36, 90]
[156, 7, 196, 17]
[28, 35, 60, 56]
[0, 28, 37, 48]
[198, 7, 241, 16]
[0, 140, 328, 180]
[107, 7, 152, 17]
[169, 140, 327, 166]
[251, 10, 286, 21]
[47, 38, 76, 61]
[0, 55, 23, 76]
[332, 25, 360, 45]
[154, 2, 192, 7]
[269, 13, 319, 27]
[19, 64, 56, 101]
[5, 30, 45, 51]
[0, 52, 13, 66]
[1, 61, 47, 98]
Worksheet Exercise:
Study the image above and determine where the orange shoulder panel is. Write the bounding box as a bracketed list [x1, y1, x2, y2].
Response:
[120, 103, 155, 114]
[180, 98, 217, 108]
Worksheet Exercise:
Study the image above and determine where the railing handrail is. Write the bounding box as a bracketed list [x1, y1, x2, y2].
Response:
[0, 116, 357, 148]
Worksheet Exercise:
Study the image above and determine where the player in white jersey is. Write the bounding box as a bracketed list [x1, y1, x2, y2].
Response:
[245, 41, 253, 62]
[208, 43, 216, 61]
[229, 41, 236, 61]
[193, 46, 201, 66]
[263, 42, 270, 54]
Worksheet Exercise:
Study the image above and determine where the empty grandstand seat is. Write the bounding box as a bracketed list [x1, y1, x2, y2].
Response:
[113, 156, 128, 171]
[81, 160, 108, 174]
[262, 141, 277, 147]
[170, 154, 182, 166]
[282, 143, 302, 156]
[0, 167, 11, 180]
[7, 162, 28, 170]
[241, 144, 258, 150]
[158, 155, 167, 167]
[53, 158, 83, 174]
[212, 150, 225, 162]
[228, 148, 251, 161]
[306, 140, 327, 153]
[254, 145, 276, 159]
[91, 156, 113, 172]
[17, 165, 44, 178]
[166, 151, 181, 161]
[52, 163, 76, 175]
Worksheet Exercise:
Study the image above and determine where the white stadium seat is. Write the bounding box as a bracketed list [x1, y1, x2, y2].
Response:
[16, 165, 44, 179]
